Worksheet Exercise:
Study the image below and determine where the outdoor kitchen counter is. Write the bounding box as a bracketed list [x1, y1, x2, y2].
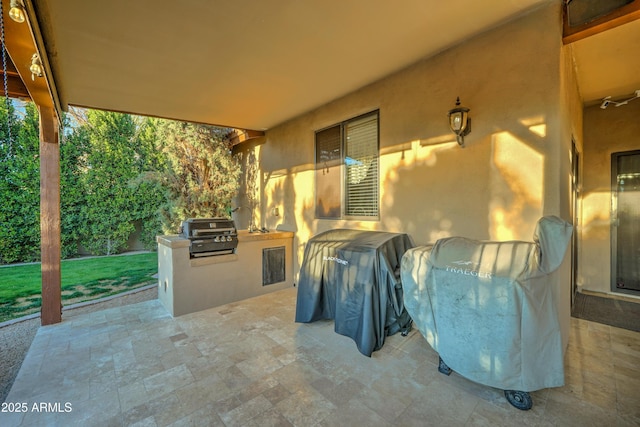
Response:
[156, 230, 294, 316]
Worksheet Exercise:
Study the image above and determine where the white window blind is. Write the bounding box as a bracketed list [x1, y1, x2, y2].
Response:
[345, 113, 378, 218]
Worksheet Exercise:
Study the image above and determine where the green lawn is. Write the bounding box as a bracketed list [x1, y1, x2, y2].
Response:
[0, 252, 157, 322]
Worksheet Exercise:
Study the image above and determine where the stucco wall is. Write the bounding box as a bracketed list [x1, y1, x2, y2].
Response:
[581, 100, 640, 295]
[234, 3, 568, 262]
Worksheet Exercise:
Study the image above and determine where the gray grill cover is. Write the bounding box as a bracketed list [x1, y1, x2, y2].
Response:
[295, 229, 414, 356]
[401, 216, 573, 391]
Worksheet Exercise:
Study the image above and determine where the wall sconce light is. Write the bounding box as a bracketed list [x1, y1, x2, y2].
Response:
[30, 53, 43, 80]
[9, 0, 26, 23]
[448, 97, 471, 147]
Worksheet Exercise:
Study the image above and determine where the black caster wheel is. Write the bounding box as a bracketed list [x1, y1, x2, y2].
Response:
[504, 390, 532, 410]
[438, 356, 452, 376]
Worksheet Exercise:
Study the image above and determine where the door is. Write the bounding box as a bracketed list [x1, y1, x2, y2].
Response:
[571, 141, 580, 305]
[611, 150, 640, 293]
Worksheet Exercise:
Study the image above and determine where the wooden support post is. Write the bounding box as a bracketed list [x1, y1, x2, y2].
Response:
[39, 106, 61, 326]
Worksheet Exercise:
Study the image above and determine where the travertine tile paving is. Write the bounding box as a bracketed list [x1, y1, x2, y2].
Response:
[2, 287, 639, 426]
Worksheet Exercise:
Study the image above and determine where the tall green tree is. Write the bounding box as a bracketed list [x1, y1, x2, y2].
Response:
[153, 120, 240, 233]
[60, 115, 89, 259]
[0, 101, 41, 263]
[1, 103, 239, 262]
[129, 117, 166, 249]
[79, 110, 164, 255]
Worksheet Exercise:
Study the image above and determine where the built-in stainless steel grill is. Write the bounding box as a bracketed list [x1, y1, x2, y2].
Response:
[180, 218, 238, 257]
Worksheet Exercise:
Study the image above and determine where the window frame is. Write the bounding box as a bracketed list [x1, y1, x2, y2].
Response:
[314, 110, 380, 221]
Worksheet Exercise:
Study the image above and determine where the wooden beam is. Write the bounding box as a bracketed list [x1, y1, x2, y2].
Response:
[563, 0, 640, 44]
[2, 73, 30, 98]
[2, 0, 61, 115]
[3, 0, 63, 325]
[39, 105, 61, 326]
[0, 54, 31, 98]
[227, 129, 265, 146]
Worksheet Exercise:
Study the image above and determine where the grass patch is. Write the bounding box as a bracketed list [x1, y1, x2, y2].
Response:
[0, 252, 157, 322]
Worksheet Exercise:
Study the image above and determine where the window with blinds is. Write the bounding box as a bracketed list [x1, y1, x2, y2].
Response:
[315, 111, 379, 220]
[315, 125, 342, 218]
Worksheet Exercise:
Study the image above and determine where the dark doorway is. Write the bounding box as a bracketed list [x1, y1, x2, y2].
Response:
[611, 150, 640, 293]
[571, 140, 580, 305]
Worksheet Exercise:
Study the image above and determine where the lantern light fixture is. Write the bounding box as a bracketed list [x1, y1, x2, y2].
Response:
[30, 53, 43, 80]
[9, 0, 26, 23]
[448, 97, 471, 148]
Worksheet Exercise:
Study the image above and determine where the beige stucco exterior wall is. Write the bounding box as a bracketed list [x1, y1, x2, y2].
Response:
[235, 5, 567, 255]
[233, 4, 576, 338]
[580, 100, 640, 295]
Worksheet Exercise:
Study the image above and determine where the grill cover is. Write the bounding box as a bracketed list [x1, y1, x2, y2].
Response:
[295, 229, 414, 356]
[401, 216, 573, 392]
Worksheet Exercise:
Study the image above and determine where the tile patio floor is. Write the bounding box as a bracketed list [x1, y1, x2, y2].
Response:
[1, 287, 639, 426]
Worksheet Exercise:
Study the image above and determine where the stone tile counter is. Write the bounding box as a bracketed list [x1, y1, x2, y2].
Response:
[156, 230, 294, 316]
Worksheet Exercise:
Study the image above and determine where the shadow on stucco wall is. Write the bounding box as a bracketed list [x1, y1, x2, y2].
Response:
[379, 119, 548, 246]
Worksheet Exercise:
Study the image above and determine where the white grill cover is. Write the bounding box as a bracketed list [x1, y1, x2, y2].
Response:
[401, 216, 573, 391]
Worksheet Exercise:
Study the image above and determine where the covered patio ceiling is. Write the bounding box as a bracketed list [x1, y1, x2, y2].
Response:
[23, 0, 562, 130]
[567, 0, 640, 106]
[5, 1, 640, 130]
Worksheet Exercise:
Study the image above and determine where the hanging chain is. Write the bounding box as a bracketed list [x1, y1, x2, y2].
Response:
[1, 0, 14, 155]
